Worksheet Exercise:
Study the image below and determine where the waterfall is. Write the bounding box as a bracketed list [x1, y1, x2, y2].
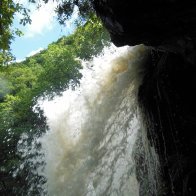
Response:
[17, 44, 161, 195]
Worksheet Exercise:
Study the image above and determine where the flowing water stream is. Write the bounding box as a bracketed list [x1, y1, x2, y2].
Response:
[17, 44, 161, 195]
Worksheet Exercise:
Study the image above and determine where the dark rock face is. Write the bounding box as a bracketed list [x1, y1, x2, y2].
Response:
[139, 51, 196, 195]
[93, 0, 196, 48]
[93, 0, 196, 195]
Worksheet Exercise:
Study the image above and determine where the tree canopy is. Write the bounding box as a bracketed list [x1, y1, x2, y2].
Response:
[0, 0, 94, 53]
[0, 0, 31, 50]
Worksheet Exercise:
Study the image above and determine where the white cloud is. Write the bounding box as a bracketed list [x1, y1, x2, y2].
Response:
[15, 58, 25, 63]
[24, 1, 58, 38]
[27, 47, 44, 57]
[14, 1, 80, 37]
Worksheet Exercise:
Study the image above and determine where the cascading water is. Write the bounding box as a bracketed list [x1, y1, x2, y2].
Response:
[17, 44, 161, 195]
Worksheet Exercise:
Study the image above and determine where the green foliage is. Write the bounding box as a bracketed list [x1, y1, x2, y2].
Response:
[73, 15, 110, 59]
[0, 16, 109, 194]
[56, 0, 93, 24]
[34, 44, 81, 98]
[0, 50, 15, 66]
[0, 0, 31, 51]
[0, 0, 30, 68]
[0, 0, 94, 57]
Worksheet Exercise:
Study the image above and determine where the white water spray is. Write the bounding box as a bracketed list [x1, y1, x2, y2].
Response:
[17, 44, 153, 195]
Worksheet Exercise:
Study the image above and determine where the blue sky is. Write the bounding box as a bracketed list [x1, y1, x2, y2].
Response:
[11, 1, 78, 62]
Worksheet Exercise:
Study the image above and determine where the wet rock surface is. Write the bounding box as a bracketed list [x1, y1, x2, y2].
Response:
[139, 50, 196, 195]
[93, 1, 196, 195]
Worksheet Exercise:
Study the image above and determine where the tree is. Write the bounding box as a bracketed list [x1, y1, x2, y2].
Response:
[0, 0, 30, 67]
[0, 0, 94, 54]
[55, 0, 93, 24]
